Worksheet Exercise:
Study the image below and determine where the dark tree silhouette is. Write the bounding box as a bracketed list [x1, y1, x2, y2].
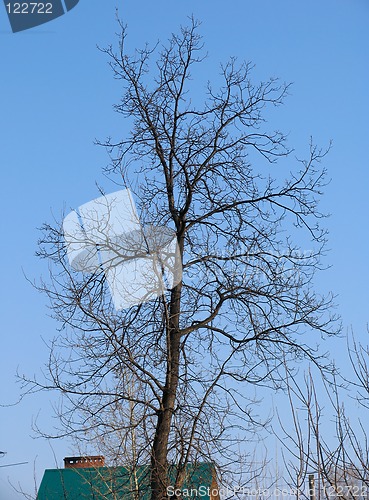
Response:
[27, 18, 339, 500]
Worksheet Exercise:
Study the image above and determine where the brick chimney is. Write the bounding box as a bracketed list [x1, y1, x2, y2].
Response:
[64, 456, 105, 469]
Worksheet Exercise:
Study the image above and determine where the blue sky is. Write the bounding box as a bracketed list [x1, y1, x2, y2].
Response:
[1, 0, 368, 497]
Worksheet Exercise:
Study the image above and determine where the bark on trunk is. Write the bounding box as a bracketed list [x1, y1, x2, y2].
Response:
[150, 278, 182, 500]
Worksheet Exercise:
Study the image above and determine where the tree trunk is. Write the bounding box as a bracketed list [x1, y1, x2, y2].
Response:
[150, 279, 182, 500]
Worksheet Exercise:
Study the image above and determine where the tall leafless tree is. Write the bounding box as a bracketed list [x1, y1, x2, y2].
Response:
[26, 18, 339, 500]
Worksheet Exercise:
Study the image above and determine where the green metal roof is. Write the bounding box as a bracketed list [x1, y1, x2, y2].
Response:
[37, 463, 216, 499]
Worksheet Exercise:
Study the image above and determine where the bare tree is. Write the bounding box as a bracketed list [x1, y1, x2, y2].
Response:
[275, 333, 369, 500]
[25, 18, 339, 500]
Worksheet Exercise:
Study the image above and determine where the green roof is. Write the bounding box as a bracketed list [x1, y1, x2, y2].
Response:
[37, 463, 216, 500]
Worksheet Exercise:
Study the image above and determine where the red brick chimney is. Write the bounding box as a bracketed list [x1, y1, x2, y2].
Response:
[64, 456, 105, 469]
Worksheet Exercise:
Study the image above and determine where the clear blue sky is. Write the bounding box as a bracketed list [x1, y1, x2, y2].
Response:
[1, 1, 368, 497]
